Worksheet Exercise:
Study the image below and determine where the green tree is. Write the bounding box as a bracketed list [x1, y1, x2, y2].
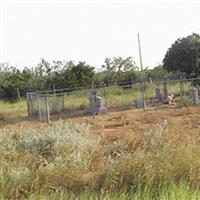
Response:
[101, 57, 138, 85]
[163, 33, 200, 77]
[0, 65, 24, 99]
[70, 62, 95, 87]
[148, 65, 168, 80]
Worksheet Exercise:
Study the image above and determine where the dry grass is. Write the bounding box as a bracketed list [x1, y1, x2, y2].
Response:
[1, 106, 200, 199]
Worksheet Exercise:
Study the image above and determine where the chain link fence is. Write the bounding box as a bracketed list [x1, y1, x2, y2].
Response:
[26, 77, 200, 123]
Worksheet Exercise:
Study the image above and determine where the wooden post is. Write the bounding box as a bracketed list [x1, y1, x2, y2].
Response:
[44, 94, 50, 125]
[37, 94, 42, 121]
[137, 33, 143, 71]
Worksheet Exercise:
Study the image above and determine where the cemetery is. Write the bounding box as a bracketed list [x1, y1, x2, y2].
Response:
[26, 77, 200, 124]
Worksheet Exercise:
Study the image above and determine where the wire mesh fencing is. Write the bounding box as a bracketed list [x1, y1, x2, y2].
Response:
[26, 77, 200, 123]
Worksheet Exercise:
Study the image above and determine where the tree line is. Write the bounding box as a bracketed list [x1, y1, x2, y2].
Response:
[0, 57, 166, 100]
[1, 33, 200, 100]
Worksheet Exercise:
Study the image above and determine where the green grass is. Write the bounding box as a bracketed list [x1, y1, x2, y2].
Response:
[0, 82, 193, 119]
[0, 99, 27, 113]
[24, 183, 200, 200]
[61, 82, 192, 111]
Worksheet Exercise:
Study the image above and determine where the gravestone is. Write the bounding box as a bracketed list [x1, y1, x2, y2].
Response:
[135, 99, 146, 109]
[155, 87, 164, 101]
[155, 88, 161, 99]
[189, 86, 199, 105]
[88, 90, 107, 115]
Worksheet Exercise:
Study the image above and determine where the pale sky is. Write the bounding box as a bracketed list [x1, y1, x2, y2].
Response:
[0, 0, 200, 70]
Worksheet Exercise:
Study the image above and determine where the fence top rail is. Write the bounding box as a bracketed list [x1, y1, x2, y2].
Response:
[26, 77, 200, 96]
[26, 78, 150, 95]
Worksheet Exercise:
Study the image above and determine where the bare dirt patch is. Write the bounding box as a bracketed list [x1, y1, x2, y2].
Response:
[1, 106, 200, 138]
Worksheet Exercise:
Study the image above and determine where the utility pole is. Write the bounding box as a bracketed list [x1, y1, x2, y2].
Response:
[137, 33, 143, 71]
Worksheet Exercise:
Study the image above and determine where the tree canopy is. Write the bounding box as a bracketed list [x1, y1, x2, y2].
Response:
[0, 57, 140, 100]
[163, 33, 200, 77]
[0, 55, 177, 101]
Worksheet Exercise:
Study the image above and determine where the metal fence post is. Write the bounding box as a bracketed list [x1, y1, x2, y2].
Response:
[163, 77, 168, 100]
[53, 84, 56, 95]
[44, 94, 50, 124]
[17, 88, 21, 101]
[37, 94, 42, 121]
[104, 86, 107, 107]
[144, 80, 148, 104]
[141, 80, 146, 111]
[179, 76, 185, 97]
[180, 76, 182, 97]
[29, 94, 33, 117]
[26, 93, 31, 117]
[62, 93, 65, 111]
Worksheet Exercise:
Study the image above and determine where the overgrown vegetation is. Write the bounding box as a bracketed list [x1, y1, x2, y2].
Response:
[1, 108, 200, 199]
[1, 32, 200, 200]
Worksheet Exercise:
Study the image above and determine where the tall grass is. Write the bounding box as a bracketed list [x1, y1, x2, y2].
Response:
[1, 113, 200, 199]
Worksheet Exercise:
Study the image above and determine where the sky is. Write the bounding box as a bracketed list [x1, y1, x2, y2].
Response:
[0, 0, 200, 70]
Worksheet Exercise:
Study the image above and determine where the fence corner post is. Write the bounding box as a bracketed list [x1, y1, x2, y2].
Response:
[37, 94, 42, 121]
[44, 94, 50, 125]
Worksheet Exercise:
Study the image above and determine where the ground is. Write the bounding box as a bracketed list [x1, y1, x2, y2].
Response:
[1, 104, 200, 199]
[1, 105, 199, 139]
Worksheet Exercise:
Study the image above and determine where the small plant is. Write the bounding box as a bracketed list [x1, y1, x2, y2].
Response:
[178, 96, 191, 107]
[17, 132, 56, 157]
[16, 121, 100, 159]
